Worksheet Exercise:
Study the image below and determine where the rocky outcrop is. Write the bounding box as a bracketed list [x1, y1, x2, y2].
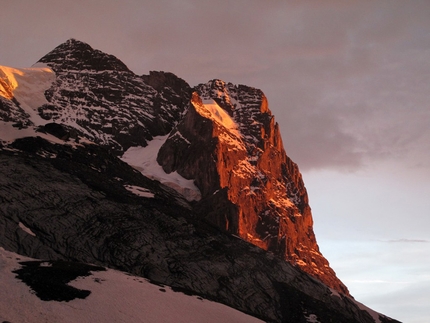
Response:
[158, 80, 348, 294]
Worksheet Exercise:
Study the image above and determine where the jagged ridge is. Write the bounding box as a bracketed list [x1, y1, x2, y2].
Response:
[0, 39, 192, 153]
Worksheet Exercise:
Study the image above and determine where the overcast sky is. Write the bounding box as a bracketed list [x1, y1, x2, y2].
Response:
[2, 1, 430, 322]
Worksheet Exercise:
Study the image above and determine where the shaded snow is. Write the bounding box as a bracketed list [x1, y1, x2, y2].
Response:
[305, 313, 321, 323]
[121, 135, 201, 201]
[124, 184, 155, 198]
[329, 287, 341, 298]
[18, 222, 36, 237]
[0, 121, 90, 151]
[0, 121, 66, 144]
[0, 248, 262, 323]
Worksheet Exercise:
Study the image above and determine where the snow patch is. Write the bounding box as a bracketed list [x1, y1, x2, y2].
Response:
[0, 123, 49, 144]
[304, 313, 321, 323]
[0, 65, 55, 126]
[296, 259, 307, 267]
[0, 122, 87, 150]
[200, 99, 240, 136]
[124, 185, 155, 198]
[192, 98, 245, 150]
[121, 135, 201, 202]
[18, 222, 36, 237]
[329, 287, 341, 298]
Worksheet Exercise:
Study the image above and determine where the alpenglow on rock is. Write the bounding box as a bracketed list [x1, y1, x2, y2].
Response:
[158, 81, 348, 294]
[0, 39, 401, 323]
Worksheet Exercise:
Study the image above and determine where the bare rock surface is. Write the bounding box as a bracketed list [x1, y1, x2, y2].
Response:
[0, 142, 385, 323]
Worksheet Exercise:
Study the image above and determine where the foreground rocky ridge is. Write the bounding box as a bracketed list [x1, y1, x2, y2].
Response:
[0, 39, 400, 322]
[0, 141, 393, 323]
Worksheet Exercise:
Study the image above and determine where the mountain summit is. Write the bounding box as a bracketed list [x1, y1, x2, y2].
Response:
[38, 38, 131, 72]
[0, 39, 400, 322]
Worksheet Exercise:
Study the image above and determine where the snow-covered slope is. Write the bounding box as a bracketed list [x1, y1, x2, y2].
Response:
[121, 135, 201, 201]
[0, 248, 262, 323]
[0, 64, 54, 108]
[0, 64, 57, 141]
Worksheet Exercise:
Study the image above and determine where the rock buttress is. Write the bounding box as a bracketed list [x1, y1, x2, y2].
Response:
[157, 80, 349, 295]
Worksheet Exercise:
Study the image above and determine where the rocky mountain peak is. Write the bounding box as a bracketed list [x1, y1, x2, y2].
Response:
[37, 38, 131, 73]
[0, 40, 191, 153]
[0, 39, 401, 322]
[2, 39, 347, 292]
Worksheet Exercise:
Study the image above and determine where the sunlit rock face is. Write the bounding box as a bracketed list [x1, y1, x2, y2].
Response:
[158, 80, 349, 295]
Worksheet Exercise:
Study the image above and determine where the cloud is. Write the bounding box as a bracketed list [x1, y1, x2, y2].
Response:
[1, 0, 430, 174]
[362, 280, 430, 323]
[385, 239, 429, 243]
[318, 237, 430, 322]
[346, 279, 409, 284]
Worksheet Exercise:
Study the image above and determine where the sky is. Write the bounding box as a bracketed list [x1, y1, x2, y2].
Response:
[1, 1, 429, 322]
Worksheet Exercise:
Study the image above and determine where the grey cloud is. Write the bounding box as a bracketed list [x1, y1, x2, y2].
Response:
[1, 0, 430, 174]
[385, 239, 429, 243]
[363, 280, 430, 323]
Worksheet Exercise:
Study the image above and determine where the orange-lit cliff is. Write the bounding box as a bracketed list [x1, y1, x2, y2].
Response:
[158, 80, 349, 295]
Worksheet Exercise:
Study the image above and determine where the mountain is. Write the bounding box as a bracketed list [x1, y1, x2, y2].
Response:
[0, 39, 400, 322]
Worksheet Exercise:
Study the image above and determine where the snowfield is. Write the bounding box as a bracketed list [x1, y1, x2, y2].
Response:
[0, 64, 55, 125]
[121, 135, 202, 202]
[0, 248, 262, 323]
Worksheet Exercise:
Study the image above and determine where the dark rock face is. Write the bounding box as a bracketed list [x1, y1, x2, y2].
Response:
[36, 39, 192, 153]
[37, 38, 131, 73]
[0, 142, 392, 323]
[0, 39, 401, 322]
[0, 96, 32, 127]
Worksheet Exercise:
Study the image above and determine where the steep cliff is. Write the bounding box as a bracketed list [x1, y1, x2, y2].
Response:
[157, 80, 348, 294]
